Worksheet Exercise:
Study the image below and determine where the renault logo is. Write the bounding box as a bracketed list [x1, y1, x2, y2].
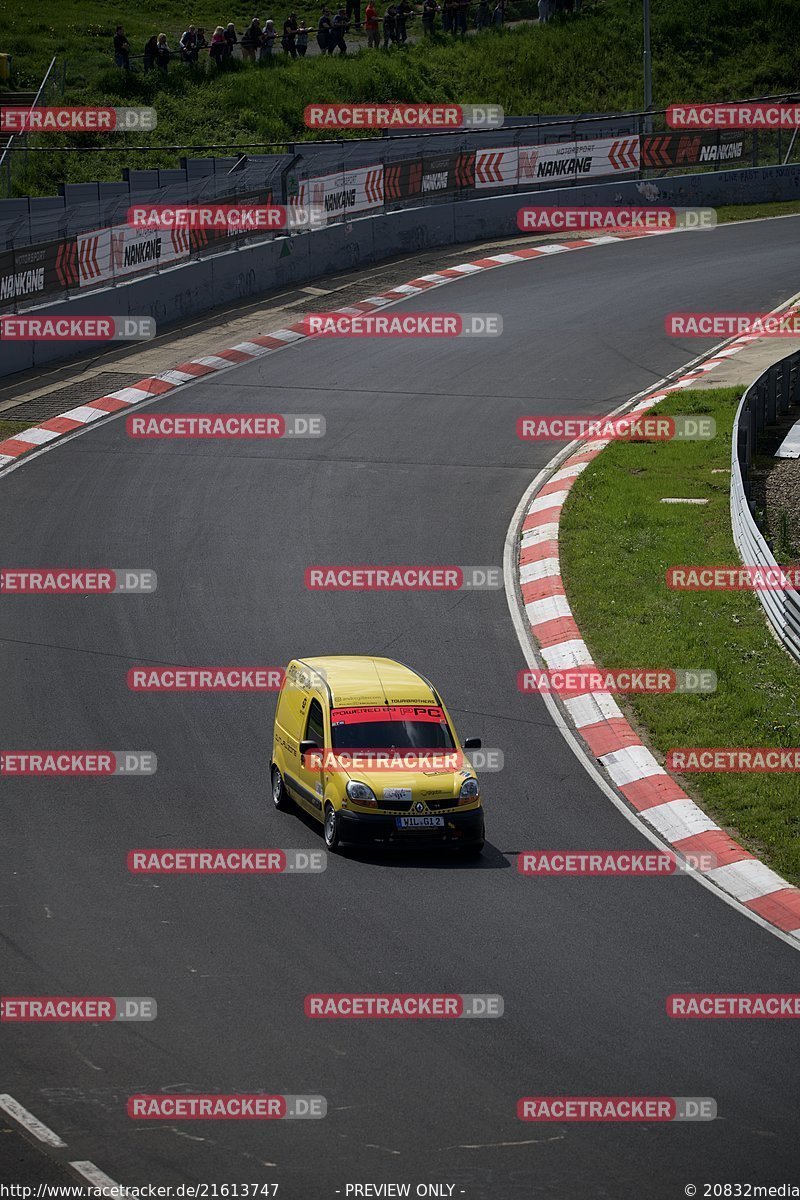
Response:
[414, 801, 425, 813]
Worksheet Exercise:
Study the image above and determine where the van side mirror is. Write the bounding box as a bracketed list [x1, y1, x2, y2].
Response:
[463, 737, 481, 750]
[299, 739, 321, 764]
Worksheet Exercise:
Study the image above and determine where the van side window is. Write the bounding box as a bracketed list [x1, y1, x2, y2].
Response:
[305, 698, 325, 748]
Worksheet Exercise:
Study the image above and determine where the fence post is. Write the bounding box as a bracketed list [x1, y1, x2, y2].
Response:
[767, 365, 777, 424]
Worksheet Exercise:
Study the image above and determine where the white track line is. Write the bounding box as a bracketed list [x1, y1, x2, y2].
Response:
[70, 1161, 129, 1193]
[0, 1093, 67, 1147]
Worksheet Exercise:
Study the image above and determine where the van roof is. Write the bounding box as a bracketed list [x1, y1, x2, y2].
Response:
[297, 655, 438, 708]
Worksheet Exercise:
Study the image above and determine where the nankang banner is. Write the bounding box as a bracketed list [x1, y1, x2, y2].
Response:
[77, 224, 191, 286]
[641, 131, 747, 168]
[475, 137, 641, 189]
[0, 239, 66, 308]
[296, 165, 384, 220]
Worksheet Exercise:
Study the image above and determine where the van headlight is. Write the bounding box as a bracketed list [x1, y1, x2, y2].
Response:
[458, 777, 480, 804]
[346, 780, 377, 808]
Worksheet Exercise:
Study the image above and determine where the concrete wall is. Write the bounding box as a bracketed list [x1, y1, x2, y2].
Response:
[3, 162, 799, 379]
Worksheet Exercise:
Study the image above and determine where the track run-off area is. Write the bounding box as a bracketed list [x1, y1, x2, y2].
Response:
[1, 218, 799, 1198]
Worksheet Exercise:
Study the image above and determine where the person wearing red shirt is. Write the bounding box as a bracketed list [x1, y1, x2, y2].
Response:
[365, 0, 380, 45]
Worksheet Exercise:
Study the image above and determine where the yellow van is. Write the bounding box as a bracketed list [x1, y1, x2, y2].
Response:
[271, 656, 485, 854]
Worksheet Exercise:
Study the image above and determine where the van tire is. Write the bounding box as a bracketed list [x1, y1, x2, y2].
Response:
[271, 764, 290, 810]
[323, 803, 341, 851]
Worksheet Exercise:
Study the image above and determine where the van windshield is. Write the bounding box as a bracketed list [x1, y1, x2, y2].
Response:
[330, 705, 455, 751]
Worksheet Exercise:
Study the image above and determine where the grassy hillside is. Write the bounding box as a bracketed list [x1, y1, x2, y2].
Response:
[1, 0, 799, 193]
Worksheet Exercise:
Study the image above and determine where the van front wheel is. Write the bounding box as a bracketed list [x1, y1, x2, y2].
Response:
[271, 764, 290, 810]
[323, 803, 342, 851]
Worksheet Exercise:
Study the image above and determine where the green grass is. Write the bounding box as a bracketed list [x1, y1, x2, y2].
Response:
[559, 387, 800, 883]
[3, 0, 800, 193]
[0, 419, 36, 438]
[716, 200, 800, 222]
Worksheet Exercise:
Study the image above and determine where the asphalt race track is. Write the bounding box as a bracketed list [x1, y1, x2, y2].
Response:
[2, 219, 800, 1198]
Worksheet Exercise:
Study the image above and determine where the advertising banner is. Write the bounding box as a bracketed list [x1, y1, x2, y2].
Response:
[641, 131, 747, 168]
[476, 136, 641, 190]
[297, 165, 384, 220]
[77, 224, 191, 286]
[0, 239, 70, 308]
[384, 152, 475, 201]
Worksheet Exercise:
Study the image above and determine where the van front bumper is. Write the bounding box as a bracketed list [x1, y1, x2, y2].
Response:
[337, 806, 484, 848]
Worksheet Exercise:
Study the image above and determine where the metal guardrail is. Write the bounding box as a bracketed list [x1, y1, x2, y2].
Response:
[731, 349, 800, 663]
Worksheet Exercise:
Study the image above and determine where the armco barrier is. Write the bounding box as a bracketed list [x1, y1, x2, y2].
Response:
[3, 160, 800, 379]
[731, 350, 800, 663]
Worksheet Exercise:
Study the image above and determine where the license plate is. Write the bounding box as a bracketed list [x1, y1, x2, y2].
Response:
[396, 815, 445, 829]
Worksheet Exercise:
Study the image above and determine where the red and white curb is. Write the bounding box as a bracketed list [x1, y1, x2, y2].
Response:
[0, 231, 658, 474]
[510, 330, 800, 950]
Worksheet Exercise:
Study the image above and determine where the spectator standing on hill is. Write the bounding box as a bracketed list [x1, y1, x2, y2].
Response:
[475, 0, 489, 27]
[143, 35, 158, 70]
[346, 0, 362, 30]
[210, 26, 226, 63]
[260, 19, 277, 58]
[317, 9, 332, 51]
[382, 5, 396, 46]
[297, 20, 309, 51]
[365, 0, 380, 46]
[155, 32, 172, 69]
[454, 0, 468, 34]
[282, 13, 299, 55]
[179, 25, 199, 61]
[332, 8, 349, 52]
[492, 1, 504, 22]
[537, 0, 552, 20]
[422, 0, 438, 34]
[196, 27, 209, 51]
[241, 18, 262, 59]
[442, 0, 455, 32]
[395, 0, 412, 42]
[113, 26, 130, 69]
[224, 22, 238, 54]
